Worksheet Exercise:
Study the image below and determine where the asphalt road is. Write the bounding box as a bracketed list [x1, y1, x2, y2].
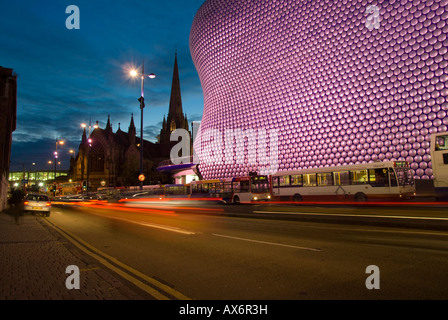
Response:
[48, 201, 448, 300]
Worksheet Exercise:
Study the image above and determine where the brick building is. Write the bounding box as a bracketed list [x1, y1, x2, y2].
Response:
[0, 66, 17, 210]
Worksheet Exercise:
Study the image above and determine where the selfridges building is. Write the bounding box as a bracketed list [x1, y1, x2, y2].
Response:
[190, 0, 448, 180]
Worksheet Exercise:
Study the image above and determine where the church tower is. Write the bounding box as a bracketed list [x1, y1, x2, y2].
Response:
[160, 52, 190, 150]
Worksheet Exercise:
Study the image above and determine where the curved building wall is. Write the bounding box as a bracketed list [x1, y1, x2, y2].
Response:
[190, 0, 448, 180]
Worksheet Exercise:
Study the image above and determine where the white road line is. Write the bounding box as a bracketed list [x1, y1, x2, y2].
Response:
[139, 222, 195, 235]
[212, 233, 321, 252]
[253, 211, 448, 221]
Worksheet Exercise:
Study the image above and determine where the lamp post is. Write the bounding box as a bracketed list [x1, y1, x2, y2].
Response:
[130, 63, 156, 190]
[81, 120, 98, 193]
[54, 138, 64, 196]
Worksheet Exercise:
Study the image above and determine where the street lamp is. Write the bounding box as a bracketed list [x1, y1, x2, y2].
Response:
[81, 120, 98, 192]
[54, 138, 64, 196]
[129, 63, 156, 190]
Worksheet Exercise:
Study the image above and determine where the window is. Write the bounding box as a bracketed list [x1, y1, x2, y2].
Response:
[334, 171, 350, 185]
[368, 168, 389, 187]
[389, 169, 398, 187]
[272, 176, 279, 187]
[435, 135, 448, 151]
[279, 176, 290, 187]
[89, 145, 105, 173]
[303, 174, 317, 187]
[240, 180, 250, 192]
[170, 120, 176, 132]
[351, 170, 368, 185]
[317, 172, 333, 186]
[252, 177, 269, 193]
[223, 182, 233, 193]
[291, 174, 302, 186]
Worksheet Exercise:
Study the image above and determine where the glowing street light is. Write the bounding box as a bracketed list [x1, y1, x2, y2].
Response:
[129, 63, 156, 190]
[80, 119, 98, 192]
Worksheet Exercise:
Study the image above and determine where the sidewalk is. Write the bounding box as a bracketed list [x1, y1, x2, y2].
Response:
[0, 210, 152, 300]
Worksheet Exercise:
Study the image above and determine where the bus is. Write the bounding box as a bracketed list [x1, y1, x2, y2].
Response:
[430, 131, 448, 200]
[270, 161, 415, 203]
[190, 179, 231, 202]
[230, 175, 271, 204]
[164, 184, 190, 198]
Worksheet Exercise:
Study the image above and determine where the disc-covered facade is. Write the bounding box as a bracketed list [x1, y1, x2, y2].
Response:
[190, 0, 448, 180]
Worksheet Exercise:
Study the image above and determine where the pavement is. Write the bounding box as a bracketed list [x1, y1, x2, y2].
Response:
[0, 208, 154, 300]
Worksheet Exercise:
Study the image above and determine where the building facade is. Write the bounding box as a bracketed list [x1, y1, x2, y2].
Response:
[70, 115, 169, 189]
[190, 0, 448, 180]
[0, 67, 17, 210]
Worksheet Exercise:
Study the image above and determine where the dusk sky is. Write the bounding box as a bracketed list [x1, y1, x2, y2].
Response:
[0, 0, 205, 171]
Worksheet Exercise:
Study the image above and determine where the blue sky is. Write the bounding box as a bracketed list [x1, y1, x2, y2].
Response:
[0, 0, 205, 171]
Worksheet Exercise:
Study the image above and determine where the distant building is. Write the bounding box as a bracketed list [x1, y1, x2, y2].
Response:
[159, 52, 191, 154]
[70, 53, 193, 189]
[0, 66, 17, 211]
[70, 115, 170, 189]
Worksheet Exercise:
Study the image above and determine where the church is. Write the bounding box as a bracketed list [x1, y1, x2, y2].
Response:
[69, 53, 191, 189]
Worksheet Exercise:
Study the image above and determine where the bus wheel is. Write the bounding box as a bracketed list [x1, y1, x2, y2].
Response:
[293, 194, 303, 203]
[233, 196, 240, 204]
[354, 192, 367, 202]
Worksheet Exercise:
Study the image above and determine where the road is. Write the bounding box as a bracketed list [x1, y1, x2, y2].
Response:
[47, 200, 448, 300]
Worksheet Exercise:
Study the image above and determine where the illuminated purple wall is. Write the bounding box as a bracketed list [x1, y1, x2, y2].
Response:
[190, 0, 448, 180]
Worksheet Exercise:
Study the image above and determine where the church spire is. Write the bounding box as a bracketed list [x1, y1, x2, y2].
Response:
[129, 113, 136, 145]
[81, 127, 87, 144]
[168, 51, 183, 124]
[106, 114, 112, 133]
[129, 113, 136, 136]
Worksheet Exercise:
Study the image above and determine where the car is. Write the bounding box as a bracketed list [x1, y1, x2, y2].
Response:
[23, 194, 51, 217]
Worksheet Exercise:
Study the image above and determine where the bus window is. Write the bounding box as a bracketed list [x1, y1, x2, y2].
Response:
[272, 176, 279, 188]
[389, 169, 398, 187]
[232, 182, 240, 193]
[223, 182, 233, 193]
[252, 178, 269, 193]
[317, 172, 333, 186]
[240, 180, 250, 192]
[303, 174, 317, 187]
[334, 171, 350, 185]
[291, 174, 302, 186]
[435, 135, 448, 151]
[368, 168, 389, 187]
[279, 176, 290, 187]
[351, 170, 368, 185]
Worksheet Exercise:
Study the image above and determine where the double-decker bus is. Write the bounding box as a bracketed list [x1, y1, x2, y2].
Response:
[270, 161, 415, 203]
[430, 131, 448, 200]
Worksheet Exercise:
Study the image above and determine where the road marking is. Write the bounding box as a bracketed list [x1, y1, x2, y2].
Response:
[77, 208, 195, 235]
[212, 233, 321, 252]
[254, 211, 448, 221]
[140, 222, 196, 235]
[42, 218, 191, 300]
